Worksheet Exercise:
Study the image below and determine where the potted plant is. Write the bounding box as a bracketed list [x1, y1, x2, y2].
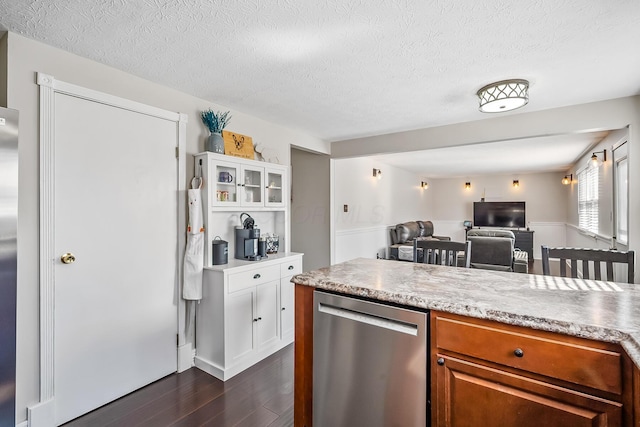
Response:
[201, 109, 232, 154]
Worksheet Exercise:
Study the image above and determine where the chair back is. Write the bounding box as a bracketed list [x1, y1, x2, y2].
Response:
[541, 246, 635, 283]
[466, 235, 514, 271]
[414, 239, 471, 267]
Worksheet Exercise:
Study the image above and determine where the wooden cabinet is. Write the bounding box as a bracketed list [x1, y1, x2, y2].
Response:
[195, 254, 303, 380]
[431, 312, 633, 427]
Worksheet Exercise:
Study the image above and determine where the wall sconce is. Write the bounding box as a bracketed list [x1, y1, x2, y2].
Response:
[464, 182, 471, 190]
[421, 181, 428, 189]
[562, 174, 573, 185]
[372, 168, 382, 179]
[589, 149, 607, 168]
[512, 180, 519, 188]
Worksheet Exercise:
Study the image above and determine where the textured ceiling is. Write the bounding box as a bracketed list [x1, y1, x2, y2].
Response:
[0, 0, 640, 141]
[2, 0, 640, 145]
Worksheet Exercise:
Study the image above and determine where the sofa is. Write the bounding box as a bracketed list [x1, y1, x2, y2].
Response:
[388, 220, 450, 261]
[462, 229, 528, 273]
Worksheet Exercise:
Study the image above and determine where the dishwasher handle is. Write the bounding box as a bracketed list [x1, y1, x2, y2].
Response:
[317, 302, 419, 336]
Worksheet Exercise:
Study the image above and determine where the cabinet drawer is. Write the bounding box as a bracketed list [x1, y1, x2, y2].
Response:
[435, 316, 622, 394]
[228, 265, 280, 293]
[280, 258, 302, 276]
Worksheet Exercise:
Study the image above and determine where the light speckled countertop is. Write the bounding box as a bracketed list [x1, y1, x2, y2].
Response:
[291, 258, 640, 366]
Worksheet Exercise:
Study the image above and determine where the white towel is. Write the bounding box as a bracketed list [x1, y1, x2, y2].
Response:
[183, 188, 204, 300]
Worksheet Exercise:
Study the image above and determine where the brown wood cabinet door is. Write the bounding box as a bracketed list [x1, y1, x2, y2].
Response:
[435, 355, 622, 427]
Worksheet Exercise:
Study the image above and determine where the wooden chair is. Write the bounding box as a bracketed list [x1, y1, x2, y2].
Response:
[541, 246, 635, 283]
[414, 239, 471, 267]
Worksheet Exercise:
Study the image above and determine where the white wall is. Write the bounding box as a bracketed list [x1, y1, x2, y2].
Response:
[5, 32, 327, 424]
[333, 157, 433, 263]
[291, 148, 331, 271]
[332, 167, 570, 261]
[565, 128, 628, 239]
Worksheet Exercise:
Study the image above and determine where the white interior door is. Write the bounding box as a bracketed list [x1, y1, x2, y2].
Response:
[53, 92, 178, 425]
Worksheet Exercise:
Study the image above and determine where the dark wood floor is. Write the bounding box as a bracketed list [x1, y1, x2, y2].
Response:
[64, 344, 294, 427]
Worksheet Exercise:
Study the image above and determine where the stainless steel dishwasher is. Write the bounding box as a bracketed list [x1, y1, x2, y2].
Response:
[314, 291, 428, 427]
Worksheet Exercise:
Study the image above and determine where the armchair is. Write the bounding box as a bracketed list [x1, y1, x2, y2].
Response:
[388, 220, 450, 261]
[464, 229, 528, 273]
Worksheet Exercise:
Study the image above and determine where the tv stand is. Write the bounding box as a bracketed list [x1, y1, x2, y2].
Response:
[512, 229, 534, 260]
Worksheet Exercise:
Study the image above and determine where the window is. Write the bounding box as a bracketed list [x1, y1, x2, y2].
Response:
[577, 166, 599, 233]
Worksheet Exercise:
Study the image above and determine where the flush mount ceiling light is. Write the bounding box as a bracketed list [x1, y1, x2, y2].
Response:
[477, 79, 529, 113]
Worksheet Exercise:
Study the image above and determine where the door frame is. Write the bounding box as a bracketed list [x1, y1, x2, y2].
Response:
[29, 73, 187, 427]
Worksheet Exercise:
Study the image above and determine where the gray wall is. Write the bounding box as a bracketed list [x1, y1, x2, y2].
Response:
[291, 147, 331, 271]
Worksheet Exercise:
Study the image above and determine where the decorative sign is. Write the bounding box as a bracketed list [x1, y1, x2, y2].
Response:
[222, 130, 254, 160]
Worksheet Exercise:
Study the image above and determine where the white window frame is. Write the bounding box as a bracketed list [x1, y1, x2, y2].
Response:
[577, 165, 599, 234]
[613, 141, 629, 245]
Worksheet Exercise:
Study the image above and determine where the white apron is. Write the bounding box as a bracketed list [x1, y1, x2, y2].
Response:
[183, 185, 204, 300]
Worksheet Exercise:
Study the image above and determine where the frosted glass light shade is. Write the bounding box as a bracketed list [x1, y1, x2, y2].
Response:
[477, 79, 529, 113]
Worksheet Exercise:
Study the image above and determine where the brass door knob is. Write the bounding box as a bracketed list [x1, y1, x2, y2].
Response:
[60, 253, 76, 264]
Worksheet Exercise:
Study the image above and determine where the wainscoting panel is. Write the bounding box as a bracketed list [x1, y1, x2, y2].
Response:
[335, 226, 390, 264]
[528, 222, 566, 259]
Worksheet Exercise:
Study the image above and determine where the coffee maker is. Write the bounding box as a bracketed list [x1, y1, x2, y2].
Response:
[235, 213, 266, 261]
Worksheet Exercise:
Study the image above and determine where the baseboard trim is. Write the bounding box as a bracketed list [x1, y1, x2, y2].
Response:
[177, 342, 194, 373]
[195, 338, 293, 381]
[27, 398, 55, 427]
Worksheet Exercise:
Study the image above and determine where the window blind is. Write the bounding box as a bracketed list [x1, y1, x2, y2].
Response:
[578, 166, 599, 233]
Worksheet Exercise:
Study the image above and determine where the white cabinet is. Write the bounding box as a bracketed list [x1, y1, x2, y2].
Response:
[194, 152, 290, 268]
[194, 254, 303, 381]
[196, 152, 287, 209]
[265, 166, 286, 207]
[279, 257, 301, 341]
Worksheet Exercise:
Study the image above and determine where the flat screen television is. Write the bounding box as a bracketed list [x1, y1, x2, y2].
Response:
[473, 201, 526, 228]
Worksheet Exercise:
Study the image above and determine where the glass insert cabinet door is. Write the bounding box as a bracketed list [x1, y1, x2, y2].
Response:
[240, 165, 264, 206]
[212, 159, 241, 206]
[265, 169, 285, 207]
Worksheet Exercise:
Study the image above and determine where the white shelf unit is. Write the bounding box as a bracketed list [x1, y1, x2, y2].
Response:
[194, 152, 290, 269]
[192, 152, 300, 381]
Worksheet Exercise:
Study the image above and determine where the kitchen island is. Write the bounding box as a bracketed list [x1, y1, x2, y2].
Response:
[292, 258, 640, 427]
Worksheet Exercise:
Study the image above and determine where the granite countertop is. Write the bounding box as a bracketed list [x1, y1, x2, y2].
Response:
[291, 258, 640, 366]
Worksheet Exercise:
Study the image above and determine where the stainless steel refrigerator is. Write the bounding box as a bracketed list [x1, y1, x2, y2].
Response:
[0, 106, 18, 426]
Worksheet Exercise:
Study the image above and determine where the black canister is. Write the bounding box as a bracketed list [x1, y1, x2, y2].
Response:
[212, 236, 228, 265]
[258, 239, 267, 258]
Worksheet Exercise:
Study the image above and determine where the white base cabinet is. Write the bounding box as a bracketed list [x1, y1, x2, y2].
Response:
[195, 253, 303, 380]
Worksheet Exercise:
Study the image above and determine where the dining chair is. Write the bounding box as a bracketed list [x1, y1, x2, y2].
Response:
[541, 246, 635, 283]
[414, 239, 471, 267]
